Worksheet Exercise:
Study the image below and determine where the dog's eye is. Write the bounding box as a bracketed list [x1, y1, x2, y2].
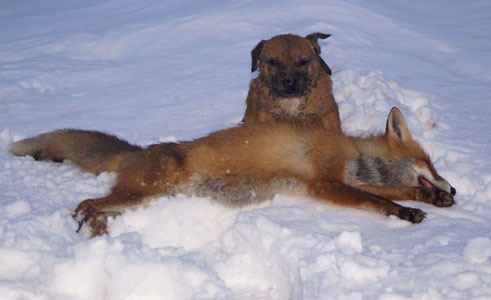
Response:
[297, 59, 311, 67]
[267, 59, 278, 66]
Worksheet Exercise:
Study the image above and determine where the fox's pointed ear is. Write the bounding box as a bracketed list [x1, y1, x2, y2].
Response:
[386, 107, 412, 141]
[251, 40, 265, 72]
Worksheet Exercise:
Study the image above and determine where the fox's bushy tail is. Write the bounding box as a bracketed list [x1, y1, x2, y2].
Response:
[10, 129, 142, 175]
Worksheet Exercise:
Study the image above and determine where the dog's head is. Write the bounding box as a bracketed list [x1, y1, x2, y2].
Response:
[251, 33, 332, 98]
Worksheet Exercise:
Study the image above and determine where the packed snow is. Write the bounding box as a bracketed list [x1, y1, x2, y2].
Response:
[1, 0, 490, 299]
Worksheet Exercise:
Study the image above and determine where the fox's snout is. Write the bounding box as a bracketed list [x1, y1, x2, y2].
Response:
[450, 187, 456, 196]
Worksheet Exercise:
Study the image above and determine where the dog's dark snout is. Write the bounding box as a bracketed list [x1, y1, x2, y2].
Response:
[450, 187, 456, 196]
[283, 78, 298, 90]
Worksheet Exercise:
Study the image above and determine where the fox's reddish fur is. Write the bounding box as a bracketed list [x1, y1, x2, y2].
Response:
[10, 108, 455, 237]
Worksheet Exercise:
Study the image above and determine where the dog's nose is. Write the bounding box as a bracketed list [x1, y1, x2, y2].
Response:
[451, 187, 456, 196]
[283, 78, 298, 90]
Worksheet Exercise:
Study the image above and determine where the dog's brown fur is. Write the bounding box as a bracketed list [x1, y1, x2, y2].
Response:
[10, 108, 455, 237]
[243, 33, 341, 131]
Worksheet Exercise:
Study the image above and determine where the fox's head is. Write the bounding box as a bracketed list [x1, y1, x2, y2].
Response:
[346, 107, 456, 197]
[384, 107, 455, 195]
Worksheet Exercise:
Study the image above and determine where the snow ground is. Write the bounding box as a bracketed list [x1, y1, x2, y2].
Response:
[1, 0, 490, 299]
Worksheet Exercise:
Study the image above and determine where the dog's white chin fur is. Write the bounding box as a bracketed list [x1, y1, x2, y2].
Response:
[277, 96, 306, 116]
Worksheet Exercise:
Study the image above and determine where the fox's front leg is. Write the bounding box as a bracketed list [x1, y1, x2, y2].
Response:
[308, 181, 426, 223]
[358, 186, 455, 207]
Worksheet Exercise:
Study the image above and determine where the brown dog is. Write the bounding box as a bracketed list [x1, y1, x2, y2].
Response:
[243, 33, 341, 131]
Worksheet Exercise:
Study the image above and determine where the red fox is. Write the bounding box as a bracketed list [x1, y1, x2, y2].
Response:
[10, 107, 455, 237]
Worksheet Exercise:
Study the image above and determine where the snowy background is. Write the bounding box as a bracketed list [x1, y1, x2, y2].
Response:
[1, 0, 490, 299]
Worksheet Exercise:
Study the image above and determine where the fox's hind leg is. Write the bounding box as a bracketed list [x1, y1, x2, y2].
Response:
[73, 142, 188, 237]
[308, 181, 426, 223]
[73, 190, 148, 237]
[74, 173, 180, 237]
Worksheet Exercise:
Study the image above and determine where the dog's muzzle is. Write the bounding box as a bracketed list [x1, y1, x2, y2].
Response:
[273, 75, 306, 97]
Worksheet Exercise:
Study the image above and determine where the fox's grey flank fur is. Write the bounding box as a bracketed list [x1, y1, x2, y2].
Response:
[186, 176, 305, 206]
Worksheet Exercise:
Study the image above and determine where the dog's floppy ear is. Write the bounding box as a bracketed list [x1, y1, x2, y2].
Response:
[305, 32, 331, 54]
[306, 33, 332, 76]
[251, 40, 265, 72]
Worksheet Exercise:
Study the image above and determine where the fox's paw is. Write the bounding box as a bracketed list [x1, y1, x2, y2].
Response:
[86, 213, 108, 237]
[73, 199, 97, 220]
[416, 187, 436, 204]
[398, 207, 426, 223]
[433, 190, 455, 207]
[417, 187, 454, 207]
[73, 199, 108, 238]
